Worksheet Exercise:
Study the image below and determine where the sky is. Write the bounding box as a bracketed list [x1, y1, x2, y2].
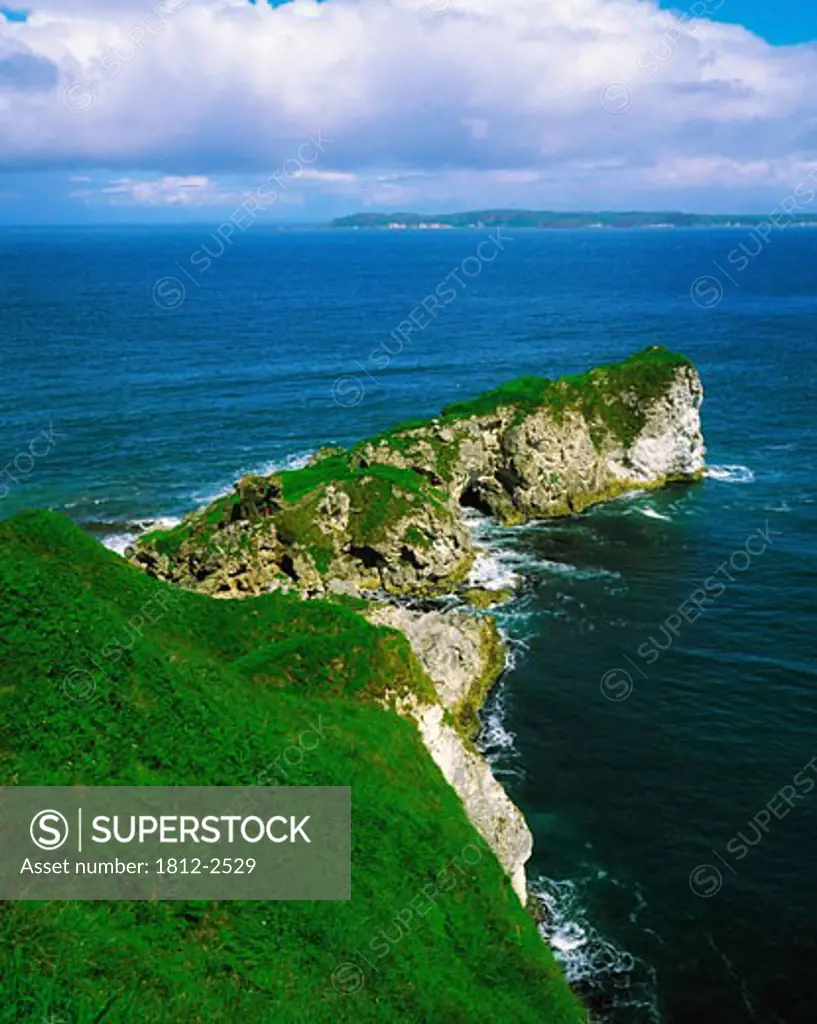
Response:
[659, 0, 817, 46]
[0, 0, 816, 224]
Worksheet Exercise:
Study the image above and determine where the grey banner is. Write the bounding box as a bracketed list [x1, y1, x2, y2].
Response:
[0, 787, 350, 900]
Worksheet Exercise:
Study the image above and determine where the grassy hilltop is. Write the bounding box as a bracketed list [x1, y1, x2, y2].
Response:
[0, 511, 583, 1023]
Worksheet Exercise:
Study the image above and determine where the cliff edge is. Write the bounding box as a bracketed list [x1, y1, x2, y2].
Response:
[129, 346, 705, 904]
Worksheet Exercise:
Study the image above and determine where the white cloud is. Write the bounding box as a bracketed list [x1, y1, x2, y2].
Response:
[100, 174, 216, 205]
[0, 0, 815, 208]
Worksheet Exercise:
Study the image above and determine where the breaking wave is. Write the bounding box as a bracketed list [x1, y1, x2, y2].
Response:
[191, 449, 315, 506]
[95, 516, 182, 556]
[705, 464, 755, 484]
[532, 874, 661, 1023]
[636, 507, 672, 522]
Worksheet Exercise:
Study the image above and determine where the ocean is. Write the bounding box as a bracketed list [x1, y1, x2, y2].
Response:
[1, 225, 815, 1022]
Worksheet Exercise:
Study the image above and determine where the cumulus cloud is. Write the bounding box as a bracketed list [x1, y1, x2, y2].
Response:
[0, 0, 815, 208]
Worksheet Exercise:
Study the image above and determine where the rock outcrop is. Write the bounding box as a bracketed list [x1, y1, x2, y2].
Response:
[366, 604, 504, 732]
[354, 347, 705, 523]
[131, 347, 704, 599]
[128, 347, 705, 904]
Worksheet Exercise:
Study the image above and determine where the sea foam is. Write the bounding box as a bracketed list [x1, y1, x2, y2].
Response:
[532, 874, 661, 1023]
[705, 464, 755, 484]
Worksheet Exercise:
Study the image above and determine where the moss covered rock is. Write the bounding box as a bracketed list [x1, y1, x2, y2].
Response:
[134, 463, 473, 598]
[353, 345, 705, 524]
[133, 346, 704, 595]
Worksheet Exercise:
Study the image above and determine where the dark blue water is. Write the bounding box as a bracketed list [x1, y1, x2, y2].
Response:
[1, 227, 815, 1023]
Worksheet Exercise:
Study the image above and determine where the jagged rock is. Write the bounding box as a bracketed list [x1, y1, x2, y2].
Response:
[460, 586, 514, 609]
[356, 351, 705, 523]
[308, 445, 347, 464]
[232, 473, 282, 521]
[366, 604, 505, 727]
[131, 347, 704, 597]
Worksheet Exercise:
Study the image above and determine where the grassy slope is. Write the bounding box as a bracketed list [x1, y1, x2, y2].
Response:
[0, 511, 583, 1024]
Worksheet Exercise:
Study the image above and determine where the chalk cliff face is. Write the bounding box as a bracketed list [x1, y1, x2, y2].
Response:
[129, 347, 705, 904]
[411, 700, 531, 903]
[366, 604, 504, 724]
[366, 605, 531, 901]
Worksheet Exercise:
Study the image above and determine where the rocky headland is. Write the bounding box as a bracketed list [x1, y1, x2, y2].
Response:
[131, 346, 705, 904]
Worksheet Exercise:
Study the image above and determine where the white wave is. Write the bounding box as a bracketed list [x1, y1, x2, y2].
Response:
[532, 874, 661, 1022]
[463, 508, 530, 590]
[101, 532, 138, 556]
[705, 464, 755, 484]
[533, 875, 635, 984]
[499, 625, 519, 672]
[100, 515, 183, 556]
[256, 450, 314, 474]
[538, 558, 621, 581]
[637, 507, 672, 522]
[477, 674, 525, 781]
[479, 689, 516, 757]
[463, 507, 580, 542]
[474, 625, 525, 776]
[145, 516, 183, 532]
[466, 550, 520, 591]
[464, 509, 618, 583]
[192, 449, 316, 506]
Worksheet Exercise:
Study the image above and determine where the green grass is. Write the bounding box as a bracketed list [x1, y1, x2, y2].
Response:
[441, 346, 693, 446]
[441, 375, 551, 421]
[0, 511, 584, 1024]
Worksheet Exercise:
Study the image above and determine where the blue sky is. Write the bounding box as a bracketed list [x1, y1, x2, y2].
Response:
[0, 0, 816, 224]
[660, 0, 817, 45]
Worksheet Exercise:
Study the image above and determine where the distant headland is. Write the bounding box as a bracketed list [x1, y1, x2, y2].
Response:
[331, 209, 817, 230]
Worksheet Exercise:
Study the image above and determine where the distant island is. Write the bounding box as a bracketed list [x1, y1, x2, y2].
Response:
[331, 209, 817, 229]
